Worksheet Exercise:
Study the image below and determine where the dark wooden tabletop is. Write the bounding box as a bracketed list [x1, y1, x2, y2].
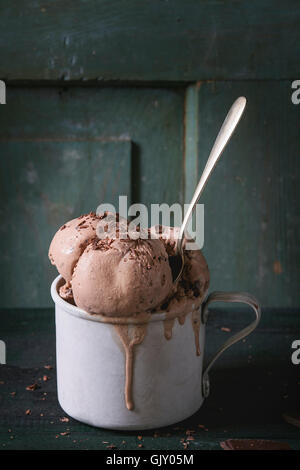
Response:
[1, 307, 300, 450]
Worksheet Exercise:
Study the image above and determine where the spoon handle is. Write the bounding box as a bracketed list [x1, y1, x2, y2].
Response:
[177, 96, 247, 254]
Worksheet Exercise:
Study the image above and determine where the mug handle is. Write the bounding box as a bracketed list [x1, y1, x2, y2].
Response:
[201, 291, 261, 398]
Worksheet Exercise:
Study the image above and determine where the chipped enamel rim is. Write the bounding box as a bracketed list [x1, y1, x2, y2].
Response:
[51, 275, 200, 325]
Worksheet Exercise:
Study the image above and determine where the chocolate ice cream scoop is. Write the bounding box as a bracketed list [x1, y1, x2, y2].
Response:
[49, 212, 209, 319]
[72, 237, 173, 316]
[151, 225, 209, 304]
[49, 212, 173, 316]
[49, 212, 101, 282]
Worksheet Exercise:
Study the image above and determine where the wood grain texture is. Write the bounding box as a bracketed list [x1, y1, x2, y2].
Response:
[190, 81, 300, 308]
[0, 307, 299, 449]
[1, 0, 300, 81]
[1, 86, 184, 208]
[0, 140, 131, 308]
[0, 86, 184, 308]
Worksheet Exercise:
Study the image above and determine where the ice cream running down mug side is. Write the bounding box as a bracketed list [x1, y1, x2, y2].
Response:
[49, 213, 210, 412]
[51, 274, 260, 430]
[49, 213, 261, 429]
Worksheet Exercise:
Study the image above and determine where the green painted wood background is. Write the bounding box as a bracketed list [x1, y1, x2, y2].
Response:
[186, 81, 300, 308]
[0, 86, 184, 307]
[0, 1, 299, 309]
[1, 0, 300, 81]
[0, 0, 300, 452]
[0, 140, 131, 307]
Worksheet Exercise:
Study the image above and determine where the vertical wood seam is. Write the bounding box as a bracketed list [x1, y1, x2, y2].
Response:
[183, 83, 200, 204]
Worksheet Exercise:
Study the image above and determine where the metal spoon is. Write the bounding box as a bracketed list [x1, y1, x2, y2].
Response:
[171, 96, 247, 283]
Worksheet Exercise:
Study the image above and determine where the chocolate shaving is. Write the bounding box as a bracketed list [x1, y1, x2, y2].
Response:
[26, 383, 40, 391]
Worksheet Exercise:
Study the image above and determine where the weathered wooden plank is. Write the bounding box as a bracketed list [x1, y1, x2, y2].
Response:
[1, 0, 300, 81]
[0, 86, 184, 308]
[0, 86, 184, 208]
[0, 140, 131, 308]
[190, 80, 300, 308]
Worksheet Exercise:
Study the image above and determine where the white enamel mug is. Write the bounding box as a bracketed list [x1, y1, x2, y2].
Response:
[51, 275, 261, 430]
